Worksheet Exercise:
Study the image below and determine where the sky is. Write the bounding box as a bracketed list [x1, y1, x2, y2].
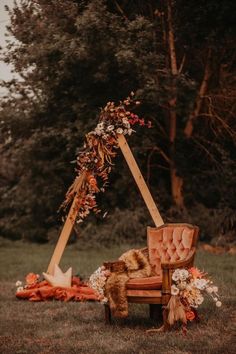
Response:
[0, 0, 15, 87]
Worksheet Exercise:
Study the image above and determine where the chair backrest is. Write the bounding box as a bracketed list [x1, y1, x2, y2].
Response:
[147, 223, 199, 275]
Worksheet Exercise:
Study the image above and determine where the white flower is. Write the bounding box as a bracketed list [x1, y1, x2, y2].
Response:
[212, 286, 218, 293]
[106, 125, 114, 131]
[97, 122, 104, 129]
[191, 304, 198, 309]
[101, 297, 108, 304]
[216, 301, 222, 307]
[194, 278, 208, 290]
[127, 128, 134, 135]
[172, 270, 180, 282]
[179, 269, 189, 281]
[171, 285, 179, 296]
[102, 133, 108, 139]
[15, 280, 22, 287]
[16, 286, 24, 293]
[122, 118, 130, 128]
[206, 286, 214, 294]
[196, 295, 204, 305]
[116, 128, 123, 134]
[94, 128, 102, 136]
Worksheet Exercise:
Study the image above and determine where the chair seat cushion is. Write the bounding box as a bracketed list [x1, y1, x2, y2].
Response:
[126, 276, 162, 290]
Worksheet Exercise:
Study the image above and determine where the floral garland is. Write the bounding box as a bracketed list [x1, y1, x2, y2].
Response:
[167, 267, 222, 327]
[61, 93, 150, 223]
[15, 273, 40, 293]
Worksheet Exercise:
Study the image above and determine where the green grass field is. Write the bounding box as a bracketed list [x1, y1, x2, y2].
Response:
[0, 237, 235, 354]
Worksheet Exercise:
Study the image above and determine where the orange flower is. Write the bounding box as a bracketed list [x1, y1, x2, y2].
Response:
[87, 174, 98, 191]
[25, 273, 39, 285]
[185, 310, 195, 321]
[189, 267, 204, 279]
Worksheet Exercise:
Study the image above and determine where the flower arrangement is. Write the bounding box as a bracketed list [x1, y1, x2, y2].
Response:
[167, 267, 222, 327]
[88, 266, 111, 303]
[15, 272, 99, 302]
[61, 93, 150, 224]
[15, 273, 40, 293]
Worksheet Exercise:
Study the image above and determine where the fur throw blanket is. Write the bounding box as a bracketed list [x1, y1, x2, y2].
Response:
[104, 248, 151, 318]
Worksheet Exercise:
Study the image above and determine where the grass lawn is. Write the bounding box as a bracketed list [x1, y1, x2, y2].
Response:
[0, 237, 235, 354]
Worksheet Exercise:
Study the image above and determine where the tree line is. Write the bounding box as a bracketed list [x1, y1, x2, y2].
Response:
[0, 0, 235, 245]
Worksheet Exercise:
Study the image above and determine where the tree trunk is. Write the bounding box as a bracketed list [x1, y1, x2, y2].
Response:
[166, 0, 184, 208]
[184, 48, 212, 137]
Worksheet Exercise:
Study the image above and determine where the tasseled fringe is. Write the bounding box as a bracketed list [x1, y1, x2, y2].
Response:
[167, 295, 187, 325]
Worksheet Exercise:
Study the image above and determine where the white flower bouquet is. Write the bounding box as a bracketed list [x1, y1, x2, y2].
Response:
[88, 266, 110, 303]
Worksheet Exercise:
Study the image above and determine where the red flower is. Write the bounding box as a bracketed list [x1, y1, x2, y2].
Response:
[139, 118, 145, 126]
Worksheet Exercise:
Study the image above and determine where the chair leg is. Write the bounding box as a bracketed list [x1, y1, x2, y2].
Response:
[146, 305, 169, 333]
[149, 304, 162, 320]
[104, 304, 111, 324]
[162, 305, 170, 331]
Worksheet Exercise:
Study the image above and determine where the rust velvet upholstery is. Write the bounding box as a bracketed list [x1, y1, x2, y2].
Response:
[105, 223, 199, 327]
[147, 225, 195, 276]
[126, 275, 162, 290]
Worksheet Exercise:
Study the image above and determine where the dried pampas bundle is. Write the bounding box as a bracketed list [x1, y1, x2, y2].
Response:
[167, 295, 187, 325]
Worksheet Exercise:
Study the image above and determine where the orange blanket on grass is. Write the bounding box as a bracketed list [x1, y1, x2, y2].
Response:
[16, 276, 99, 302]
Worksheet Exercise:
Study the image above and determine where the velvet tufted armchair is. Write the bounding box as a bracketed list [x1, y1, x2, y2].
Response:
[104, 223, 199, 328]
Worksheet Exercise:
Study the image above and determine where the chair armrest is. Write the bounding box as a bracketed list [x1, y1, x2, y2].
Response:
[161, 248, 196, 270]
[161, 248, 196, 296]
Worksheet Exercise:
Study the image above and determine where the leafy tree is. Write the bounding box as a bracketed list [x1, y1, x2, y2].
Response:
[0, 0, 235, 243]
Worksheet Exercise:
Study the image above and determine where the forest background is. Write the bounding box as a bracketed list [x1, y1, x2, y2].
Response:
[0, 0, 235, 246]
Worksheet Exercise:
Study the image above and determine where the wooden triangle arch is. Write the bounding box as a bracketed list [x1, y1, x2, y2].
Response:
[47, 134, 164, 274]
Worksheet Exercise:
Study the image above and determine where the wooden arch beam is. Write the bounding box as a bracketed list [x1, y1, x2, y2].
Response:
[46, 135, 164, 274]
[117, 134, 164, 227]
[46, 172, 86, 274]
